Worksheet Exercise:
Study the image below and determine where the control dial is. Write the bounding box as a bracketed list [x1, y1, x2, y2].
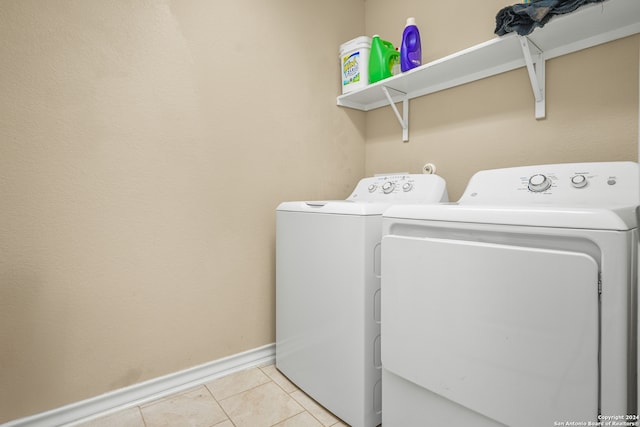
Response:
[368, 184, 377, 193]
[570, 175, 587, 188]
[402, 182, 413, 192]
[382, 182, 395, 194]
[528, 174, 551, 192]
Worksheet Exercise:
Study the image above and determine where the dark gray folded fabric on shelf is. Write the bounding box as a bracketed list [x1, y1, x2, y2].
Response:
[495, 0, 606, 36]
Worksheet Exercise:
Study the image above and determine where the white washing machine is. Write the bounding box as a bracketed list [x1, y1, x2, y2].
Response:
[381, 162, 639, 427]
[276, 174, 448, 427]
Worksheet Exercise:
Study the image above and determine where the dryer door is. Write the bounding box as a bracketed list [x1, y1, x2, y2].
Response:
[382, 235, 599, 427]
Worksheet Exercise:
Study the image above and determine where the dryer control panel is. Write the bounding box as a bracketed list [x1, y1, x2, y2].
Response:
[460, 161, 640, 207]
[348, 173, 448, 203]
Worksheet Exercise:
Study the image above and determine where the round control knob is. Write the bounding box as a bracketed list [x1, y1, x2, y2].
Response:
[570, 175, 587, 188]
[402, 182, 413, 192]
[528, 174, 551, 192]
[368, 184, 377, 193]
[382, 182, 395, 194]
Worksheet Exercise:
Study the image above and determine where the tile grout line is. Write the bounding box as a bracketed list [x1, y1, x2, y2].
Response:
[287, 392, 328, 427]
[135, 406, 148, 427]
[260, 365, 345, 427]
[202, 382, 235, 427]
[204, 376, 270, 404]
[258, 364, 340, 427]
[205, 365, 307, 427]
[257, 365, 312, 427]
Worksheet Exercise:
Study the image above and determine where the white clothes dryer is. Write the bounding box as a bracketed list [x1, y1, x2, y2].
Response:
[381, 162, 638, 427]
[276, 174, 448, 427]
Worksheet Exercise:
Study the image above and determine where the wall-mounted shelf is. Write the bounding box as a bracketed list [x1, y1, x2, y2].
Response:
[336, 0, 640, 142]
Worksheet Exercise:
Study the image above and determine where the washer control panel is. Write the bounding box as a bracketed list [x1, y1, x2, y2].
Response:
[348, 173, 448, 203]
[460, 162, 639, 207]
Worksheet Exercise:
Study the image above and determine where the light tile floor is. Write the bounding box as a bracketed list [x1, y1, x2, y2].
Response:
[71, 364, 348, 427]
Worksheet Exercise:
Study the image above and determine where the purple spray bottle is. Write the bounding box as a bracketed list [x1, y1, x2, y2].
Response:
[400, 17, 421, 72]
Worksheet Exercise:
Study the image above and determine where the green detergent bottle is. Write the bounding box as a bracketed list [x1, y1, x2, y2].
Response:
[368, 35, 400, 84]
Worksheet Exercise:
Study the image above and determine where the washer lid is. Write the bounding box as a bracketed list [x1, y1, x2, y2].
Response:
[383, 203, 639, 230]
[277, 200, 392, 215]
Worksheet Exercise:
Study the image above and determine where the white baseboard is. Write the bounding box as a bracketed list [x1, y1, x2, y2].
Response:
[3, 343, 276, 427]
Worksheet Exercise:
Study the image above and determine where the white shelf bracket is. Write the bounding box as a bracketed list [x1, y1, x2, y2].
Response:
[519, 36, 546, 119]
[381, 86, 409, 142]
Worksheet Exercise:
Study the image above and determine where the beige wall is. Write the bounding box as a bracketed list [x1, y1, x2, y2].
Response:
[0, 0, 365, 422]
[365, 1, 639, 199]
[1, 0, 639, 423]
